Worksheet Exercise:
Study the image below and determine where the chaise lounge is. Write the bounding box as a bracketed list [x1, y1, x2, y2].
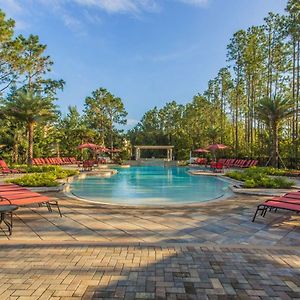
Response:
[252, 193, 300, 222]
[0, 184, 62, 217]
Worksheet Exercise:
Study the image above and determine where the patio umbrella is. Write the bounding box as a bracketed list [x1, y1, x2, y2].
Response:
[95, 146, 110, 153]
[194, 148, 209, 153]
[207, 144, 229, 160]
[77, 143, 100, 150]
[206, 144, 229, 151]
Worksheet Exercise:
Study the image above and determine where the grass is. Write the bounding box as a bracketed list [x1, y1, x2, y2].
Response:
[226, 167, 294, 189]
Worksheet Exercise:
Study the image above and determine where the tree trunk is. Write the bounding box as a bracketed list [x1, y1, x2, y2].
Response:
[27, 122, 34, 165]
[110, 119, 113, 160]
[13, 142, 19, 164]
[13, 130, 19, 164]
[272, 123, 279, 168]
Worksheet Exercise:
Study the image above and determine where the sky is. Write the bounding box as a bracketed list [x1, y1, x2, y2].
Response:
[0, 0, 288, 128]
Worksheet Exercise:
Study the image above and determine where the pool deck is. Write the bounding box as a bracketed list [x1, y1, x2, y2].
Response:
[0, 192, 299, 299]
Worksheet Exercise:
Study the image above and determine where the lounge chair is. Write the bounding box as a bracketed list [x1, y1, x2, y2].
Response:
[0, 160, 20, 174]
[0, 184, 62, 217]
[252, 194, 300, 222]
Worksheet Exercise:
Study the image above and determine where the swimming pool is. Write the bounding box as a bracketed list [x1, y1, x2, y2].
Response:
[69, 166, 232, 206]
[70, 166, 231, 206]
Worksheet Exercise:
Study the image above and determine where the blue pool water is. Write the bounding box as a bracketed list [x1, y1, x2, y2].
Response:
[70, 166, 231, 206]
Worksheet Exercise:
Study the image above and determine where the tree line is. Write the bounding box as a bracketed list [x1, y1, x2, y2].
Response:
[0, 9, 128, 164]
[128, 0, 299, 167]
[0, 1, 299, 168]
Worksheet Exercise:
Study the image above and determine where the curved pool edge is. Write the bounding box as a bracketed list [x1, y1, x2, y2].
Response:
[63, 171, 238, 208]
[63, 186, 235, 209]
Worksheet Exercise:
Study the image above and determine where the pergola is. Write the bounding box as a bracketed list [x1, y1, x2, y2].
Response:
[134, 145, 174, 161]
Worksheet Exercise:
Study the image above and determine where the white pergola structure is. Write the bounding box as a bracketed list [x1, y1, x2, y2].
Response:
[134, 145, 174, 161]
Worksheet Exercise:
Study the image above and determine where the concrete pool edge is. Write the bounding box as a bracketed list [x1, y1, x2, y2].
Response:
[63, 167, 298, 208]
[63, 169, 236, 208]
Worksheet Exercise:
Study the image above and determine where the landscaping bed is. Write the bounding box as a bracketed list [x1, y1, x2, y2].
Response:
[226, 167, 295, 189]
[6, 166, 79, 187]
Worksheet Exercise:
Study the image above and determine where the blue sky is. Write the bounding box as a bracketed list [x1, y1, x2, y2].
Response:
[0, 0, 287, 128]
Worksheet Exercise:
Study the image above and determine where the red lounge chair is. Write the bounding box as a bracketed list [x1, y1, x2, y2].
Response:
[238, 160, 247, 168]
[214, 162, 224, 173]
[210, 161, 216, 169]
[0, 184, 62, 217]
[69, 157, 78, 164]
[32, 158, 38, 165]
[224, 159, 234, 168]
[34, 158, 41, 165]
[252, 200, 300, 222]
[240, 160, 252, 168]
[233, 159, 241, 167]
[62, 157, 69, 164]
[250, 160, 258, 167]
[0, 160, 20, 174]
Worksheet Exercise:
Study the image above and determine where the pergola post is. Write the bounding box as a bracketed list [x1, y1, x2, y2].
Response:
[135, 147, 141, 160]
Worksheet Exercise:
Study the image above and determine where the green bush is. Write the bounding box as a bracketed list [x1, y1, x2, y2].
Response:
[25, 165, 61, 173]
[51, 168, 78, 179]
[7, 173, 59, 187]
[6, 168, 78, 187]
[226, 167, 294, 189]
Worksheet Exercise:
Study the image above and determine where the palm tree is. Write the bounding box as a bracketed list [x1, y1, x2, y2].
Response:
[0, 88, 58, 164]
[256, 96, 296, 167]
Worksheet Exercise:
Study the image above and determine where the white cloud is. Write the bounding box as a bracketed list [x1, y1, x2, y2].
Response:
[127, 118, 139, 126]
[0, 0, 22, 13]
[73, 0, 159, 14]
[0, 0, 209, 34]
[176, 0, 209, 6]
[0, 0, 29, 30]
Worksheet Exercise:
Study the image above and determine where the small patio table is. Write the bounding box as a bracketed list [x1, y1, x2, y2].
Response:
[0, 205, 18, 235]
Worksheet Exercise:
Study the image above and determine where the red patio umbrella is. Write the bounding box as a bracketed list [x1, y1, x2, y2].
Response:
[207, 144, 229, 160]
[77, 143, 101, 150]
[95, 146, 110, 153]
[194, 148, 209, 153]
[206, 144, 229, 151]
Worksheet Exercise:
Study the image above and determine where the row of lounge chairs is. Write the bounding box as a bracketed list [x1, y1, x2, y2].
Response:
[32, 157, 79, 166]
[194, 158, 258, 168]
[253, 191, 300, 222]
[217, 159, 258, 168]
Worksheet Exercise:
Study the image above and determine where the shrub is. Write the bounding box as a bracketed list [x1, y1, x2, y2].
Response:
[25, 165, 61, 173]
[7, 173, 59, 187]
[226, 168, 294, 189]
[51, 168, 78, 179]
[6, 168, 78, 187]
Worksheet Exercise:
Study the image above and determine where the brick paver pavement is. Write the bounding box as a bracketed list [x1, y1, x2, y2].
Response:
[0, 192, 299, 299]
[0, 193, 299, 246]
[0, 243, 299, 299]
